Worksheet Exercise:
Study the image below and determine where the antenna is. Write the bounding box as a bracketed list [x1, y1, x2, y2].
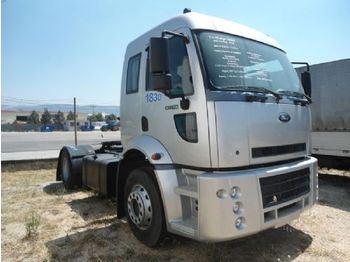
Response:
[183, 8, 191, 14]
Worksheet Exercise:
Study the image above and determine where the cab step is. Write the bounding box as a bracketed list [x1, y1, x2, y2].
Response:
[169, 217, 198, 237]
[174, 184, 198, 198]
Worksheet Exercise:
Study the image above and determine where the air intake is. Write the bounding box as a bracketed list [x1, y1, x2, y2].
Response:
[252, 143, 306, 158]
[260, 168, 310, 208]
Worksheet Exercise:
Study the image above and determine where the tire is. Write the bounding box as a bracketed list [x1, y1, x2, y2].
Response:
[124, 167, 167, 247]
[59, 150, 76, 190]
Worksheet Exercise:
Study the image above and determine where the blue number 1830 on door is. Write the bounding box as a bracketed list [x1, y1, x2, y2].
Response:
[146, 93, 161, 103]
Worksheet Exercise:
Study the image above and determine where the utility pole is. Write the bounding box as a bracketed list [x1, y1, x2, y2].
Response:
[74, 97, 77, 146]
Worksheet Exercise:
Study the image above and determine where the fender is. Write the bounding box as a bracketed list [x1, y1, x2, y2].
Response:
[122, 135, 173, 164]
[117, 135, 183, 226]
[56, 144, 95, 181]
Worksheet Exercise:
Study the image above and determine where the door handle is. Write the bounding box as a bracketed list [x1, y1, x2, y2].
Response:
[141, 116, 149, 132]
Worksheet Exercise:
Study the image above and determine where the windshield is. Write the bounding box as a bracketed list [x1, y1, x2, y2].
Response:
[196, 31, 303, 94]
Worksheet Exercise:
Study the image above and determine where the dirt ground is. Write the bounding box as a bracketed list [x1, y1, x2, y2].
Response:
[1, 168, 350, 262]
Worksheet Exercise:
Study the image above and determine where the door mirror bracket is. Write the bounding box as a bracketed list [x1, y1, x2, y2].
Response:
[180, 96, 190, 110]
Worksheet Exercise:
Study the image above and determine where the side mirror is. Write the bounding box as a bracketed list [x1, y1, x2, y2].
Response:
[150, 37, 172, 91]
[292, 62, 312, 98]
[150, 37, 169, 74]
[152, 74, 172, 91]
[301, 71, 312, 97]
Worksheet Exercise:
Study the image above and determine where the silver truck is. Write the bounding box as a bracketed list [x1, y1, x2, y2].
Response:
[57, 10, 318, 247]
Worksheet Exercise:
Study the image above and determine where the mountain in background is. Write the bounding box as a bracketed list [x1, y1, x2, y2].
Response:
[1, 104, 120, 115]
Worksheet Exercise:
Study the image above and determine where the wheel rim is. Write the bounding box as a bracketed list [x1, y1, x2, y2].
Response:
[62, 155, 70, 182]
[127, 184, 152, 230]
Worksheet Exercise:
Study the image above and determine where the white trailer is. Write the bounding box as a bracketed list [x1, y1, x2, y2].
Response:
[296, 59, 350, 158]
[57, 10, 318, 247]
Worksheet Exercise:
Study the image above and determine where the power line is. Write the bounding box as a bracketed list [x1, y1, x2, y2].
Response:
[1, 96, 119, 106]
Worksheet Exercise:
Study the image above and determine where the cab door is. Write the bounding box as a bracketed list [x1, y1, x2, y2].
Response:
[141, 28, 211, 168]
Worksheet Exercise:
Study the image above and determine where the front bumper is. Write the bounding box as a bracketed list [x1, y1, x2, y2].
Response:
[197, 156, 318, 241]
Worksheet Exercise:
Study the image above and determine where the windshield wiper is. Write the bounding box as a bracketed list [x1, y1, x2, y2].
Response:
[228, 86, 283, 102]
[277, 90, 312, 103]
[247, 86, 283, 100]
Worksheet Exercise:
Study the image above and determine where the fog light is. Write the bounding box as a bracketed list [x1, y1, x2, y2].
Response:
[216, 189, 228, 199]
[235, 217, 246, 229]
[233, 202, 241, 214]
[230, 187, 240, 198]
[235, 217, 242, 228]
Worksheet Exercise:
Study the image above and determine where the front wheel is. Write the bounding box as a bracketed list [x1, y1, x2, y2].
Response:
[124, 167, 167, 247]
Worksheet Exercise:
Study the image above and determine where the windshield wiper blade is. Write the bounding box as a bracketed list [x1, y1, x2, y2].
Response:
[277, 90, 312, 103]
[217, 86, 282, 102]
[242, 86, 283, 100]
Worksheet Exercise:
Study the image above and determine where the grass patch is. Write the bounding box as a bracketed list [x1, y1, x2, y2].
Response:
[25, 211, 41, 239]
[2, 168, 350, 261]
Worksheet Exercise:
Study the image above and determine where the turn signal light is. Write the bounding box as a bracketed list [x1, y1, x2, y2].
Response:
[151, 153, 162, 160]
[216, 189, 228, 199]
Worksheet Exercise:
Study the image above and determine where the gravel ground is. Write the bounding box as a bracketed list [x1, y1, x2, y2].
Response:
[1, 168, 350, 261]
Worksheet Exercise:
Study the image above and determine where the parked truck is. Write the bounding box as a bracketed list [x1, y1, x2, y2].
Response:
[296, 59, 350, 161]
[57, 10, 318, 247]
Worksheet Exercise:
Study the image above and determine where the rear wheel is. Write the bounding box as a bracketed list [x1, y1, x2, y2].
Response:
[124, 167, 167, 247]
[59, 149, 79, 190]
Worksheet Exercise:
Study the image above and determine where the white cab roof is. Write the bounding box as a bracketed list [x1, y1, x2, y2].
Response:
[128, 12, 282, 51]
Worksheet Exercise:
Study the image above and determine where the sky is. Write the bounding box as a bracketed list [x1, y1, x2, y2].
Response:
[1, 0, 349, 106]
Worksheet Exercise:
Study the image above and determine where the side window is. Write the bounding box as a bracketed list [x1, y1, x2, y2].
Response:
[126, 53, 141, 94]
[174, 113, 198, 143]
[146, 36, 194, 97]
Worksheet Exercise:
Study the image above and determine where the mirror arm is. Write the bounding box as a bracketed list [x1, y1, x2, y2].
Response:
[161, 30, 190, 44]
[291, 62, 310, 72]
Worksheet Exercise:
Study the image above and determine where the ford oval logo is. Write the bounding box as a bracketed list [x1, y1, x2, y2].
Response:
[279, 112, 291, 122]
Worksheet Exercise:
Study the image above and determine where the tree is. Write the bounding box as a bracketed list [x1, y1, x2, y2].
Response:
[67, 111, 76, 120]
[40, 109, 52, 125]
[53, 110, 65, 125]
[87, 114, 97, 122]
[88, 113, 104, 122]
[96, 113, 104, 121]
[105, 114, 117, 123]
[27, 110, 40, 124]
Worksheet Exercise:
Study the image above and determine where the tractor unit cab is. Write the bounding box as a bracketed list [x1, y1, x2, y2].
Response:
[121, 11, 313, 169]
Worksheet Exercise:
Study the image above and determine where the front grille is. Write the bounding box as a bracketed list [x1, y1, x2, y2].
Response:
[260, 168, 310, 208]
[252, 143, 306, 158]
